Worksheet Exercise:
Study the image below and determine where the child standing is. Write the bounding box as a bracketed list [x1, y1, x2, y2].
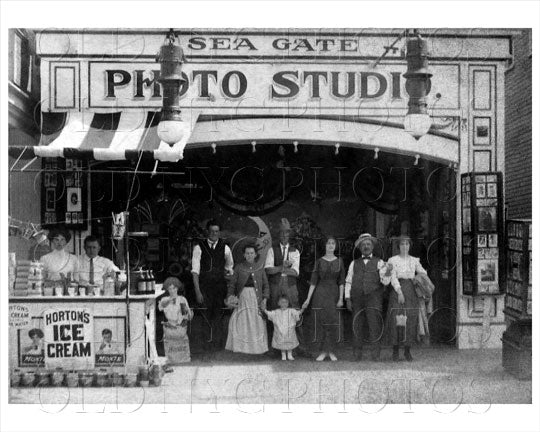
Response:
[158, 277, 193, 364]
[263, 294, 304, 360]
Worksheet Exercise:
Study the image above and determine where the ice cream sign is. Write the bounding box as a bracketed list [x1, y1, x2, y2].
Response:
[43, 308, 94, 369]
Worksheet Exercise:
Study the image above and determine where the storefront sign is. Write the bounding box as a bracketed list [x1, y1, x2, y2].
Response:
[43, 308, 94, 369]
[79, 62, 459, 111]
[9, 304, 30, 327]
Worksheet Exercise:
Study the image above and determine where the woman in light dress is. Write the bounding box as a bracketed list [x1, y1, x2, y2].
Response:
[385, 235, 428, 361]
[225, 243, 269, 355]
[39, 228, 78, 281]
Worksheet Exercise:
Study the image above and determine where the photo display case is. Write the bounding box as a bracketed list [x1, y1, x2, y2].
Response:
[41, 158, 88, 230]
[461, 172, 504, 295]
[504, 219, 532, 318]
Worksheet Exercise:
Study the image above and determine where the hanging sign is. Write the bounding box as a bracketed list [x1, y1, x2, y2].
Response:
[43, 308, 94, 369]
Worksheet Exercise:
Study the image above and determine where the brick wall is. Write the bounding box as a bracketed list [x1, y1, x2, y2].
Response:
[505, 29, 532, 219]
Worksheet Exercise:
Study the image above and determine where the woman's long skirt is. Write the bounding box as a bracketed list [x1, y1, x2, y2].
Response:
[385, 278, 419, 346]
[225, 287, 268, 354]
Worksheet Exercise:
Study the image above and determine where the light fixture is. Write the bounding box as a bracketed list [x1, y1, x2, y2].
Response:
[403, 30, 433, 140]
[156, 29, 186, 146]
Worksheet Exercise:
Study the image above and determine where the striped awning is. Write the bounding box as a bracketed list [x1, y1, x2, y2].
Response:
[9, 110, 196, 163]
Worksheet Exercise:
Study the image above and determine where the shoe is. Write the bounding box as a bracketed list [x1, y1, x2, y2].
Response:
[162, 365, 174, 373]
[287, 352, 295, 361]
[281, 355, 287, 361]
[316, 352, 327, 362]
[404, 347, 413, 362]
[328, 352, 338, 362]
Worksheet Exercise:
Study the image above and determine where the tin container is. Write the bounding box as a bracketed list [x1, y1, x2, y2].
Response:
[79, 286, 87, 297]
[137, 365, 149, 381]
[10, 369, 22, 387]
[79, 371, 94, 387]
[93, 285, 102, 297]
[111, 372, 124, 387]
[51, 368, 65, 386]
[95, 369, 110, 387]
[66, 371, 79, 387]
[54, 286, 64, 297]
[139, 380, 149, 387]
[43, 286, 54, 296]
[67, 285, 77, 296]
[149, 364, 162, 386]
[21, 371, 36, 387]
[124, 373, 138, 387]
[35, 370, 51, 387]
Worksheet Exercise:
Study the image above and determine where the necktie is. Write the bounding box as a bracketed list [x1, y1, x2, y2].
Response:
[362, 255, 370, 259]
[89, 258, 94, 284]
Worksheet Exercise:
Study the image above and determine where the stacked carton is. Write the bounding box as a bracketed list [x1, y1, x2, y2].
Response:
[13, 260, 44, 296]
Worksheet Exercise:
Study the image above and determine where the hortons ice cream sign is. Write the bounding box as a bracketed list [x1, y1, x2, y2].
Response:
[43, 308, 94, 369]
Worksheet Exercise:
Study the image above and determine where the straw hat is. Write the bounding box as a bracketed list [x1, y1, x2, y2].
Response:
[354, 233, 377, 248]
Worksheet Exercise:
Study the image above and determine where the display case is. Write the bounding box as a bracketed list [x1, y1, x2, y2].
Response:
[504, 219, 532, 319]
[461, 172, 504, 295]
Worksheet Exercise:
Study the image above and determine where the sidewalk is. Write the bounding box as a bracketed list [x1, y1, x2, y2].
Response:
[9, 347, 531, 406]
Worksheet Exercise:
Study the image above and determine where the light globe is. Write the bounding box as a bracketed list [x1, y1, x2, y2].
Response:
[157, 120, 184, 145]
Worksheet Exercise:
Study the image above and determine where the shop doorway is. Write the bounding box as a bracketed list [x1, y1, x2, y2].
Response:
[90, 141, 457, 351]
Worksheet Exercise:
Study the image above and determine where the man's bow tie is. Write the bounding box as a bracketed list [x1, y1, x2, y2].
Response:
[362, 256, 371, 259]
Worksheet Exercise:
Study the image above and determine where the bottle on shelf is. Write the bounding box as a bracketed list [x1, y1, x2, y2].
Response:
[137, 268, 147, 294]
[146, 270, 155, 294]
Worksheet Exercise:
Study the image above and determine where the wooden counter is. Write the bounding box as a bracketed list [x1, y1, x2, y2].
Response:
[9, 294, 156, 371]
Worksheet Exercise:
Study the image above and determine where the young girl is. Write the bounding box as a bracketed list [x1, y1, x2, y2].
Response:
[263, 294, 303, 361]
[158, 277, 193, 364]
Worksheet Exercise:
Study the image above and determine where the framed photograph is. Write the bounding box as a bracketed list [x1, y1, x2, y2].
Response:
[43, 173, 51, 187]
[478, 207, 497, 231]
[487, 183, 497, 197]
[488, 233, 498, 247]
[462, 208, 471, 232]
[45, 188, 56, 211]
[476, 183, 486, 198]
[65, 212, 72, 224]
[66, 187, 82, 212]
[78, 213, 84, 224]
[66, 159, 73, 170]
[478, 260, 498, 284]
[473, 117, 491, 146]
[478, 234, 487, 248]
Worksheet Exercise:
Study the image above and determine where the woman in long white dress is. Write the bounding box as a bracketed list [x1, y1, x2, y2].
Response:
[225, 243, 269, 354]
[385, 235, 428, 361]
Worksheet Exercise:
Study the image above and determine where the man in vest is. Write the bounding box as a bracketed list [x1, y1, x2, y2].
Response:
[344, 233, 392, 361]
[265, 218, 311, 357]
[191, 219, 234, 352]
[265, 218, 301, 309]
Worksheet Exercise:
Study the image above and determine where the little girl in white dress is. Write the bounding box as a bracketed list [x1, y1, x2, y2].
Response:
[263, 294, 304, 360]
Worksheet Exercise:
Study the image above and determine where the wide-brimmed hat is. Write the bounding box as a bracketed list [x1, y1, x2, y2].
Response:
[354, 233, 377, 248]
[278, 218, 291, 233]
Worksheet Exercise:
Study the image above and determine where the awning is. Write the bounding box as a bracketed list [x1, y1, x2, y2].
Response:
[9, 110, 196, 163]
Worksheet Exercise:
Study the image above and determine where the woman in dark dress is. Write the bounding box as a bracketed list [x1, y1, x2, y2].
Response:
[302, 236, 345, 361]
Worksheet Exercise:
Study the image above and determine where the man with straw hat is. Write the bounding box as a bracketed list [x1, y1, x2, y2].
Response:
[344, 233, 392, 361]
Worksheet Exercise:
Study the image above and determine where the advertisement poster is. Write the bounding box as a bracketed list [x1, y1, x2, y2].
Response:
[94, 318, 126, 367]
[18, 326, 45, 367]
[43, 308, 94, 370]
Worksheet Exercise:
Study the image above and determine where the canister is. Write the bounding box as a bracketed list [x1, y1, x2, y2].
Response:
[51, 368, 65, 386]
[66, 370, 79, 387]
[35, 370, 51, 387]
[10, 369, 22, 387]
[21, 371, 36, 386]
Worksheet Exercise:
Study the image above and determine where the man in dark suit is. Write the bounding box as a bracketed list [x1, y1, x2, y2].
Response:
[344, 233, 392, 361]
[191, 219, 234, 352]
